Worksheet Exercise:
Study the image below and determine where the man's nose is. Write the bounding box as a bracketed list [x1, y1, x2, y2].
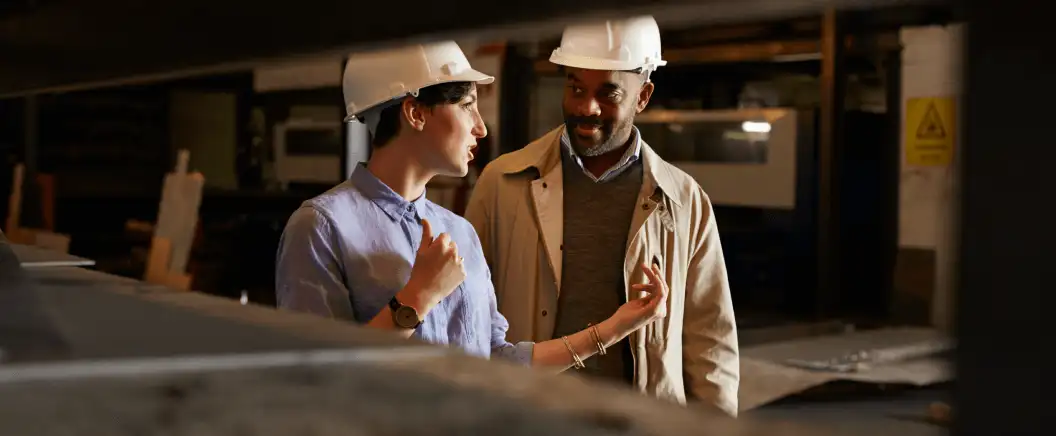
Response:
[574, 97, 601, 117]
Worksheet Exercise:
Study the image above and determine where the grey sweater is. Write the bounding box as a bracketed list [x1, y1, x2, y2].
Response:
[552, 150, 644, 384]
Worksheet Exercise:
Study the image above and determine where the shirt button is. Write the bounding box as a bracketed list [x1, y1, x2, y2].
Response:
[407, 204, 414, 211]
[642, 203, 651, 210]
[542, 182, 548, 188]
[541, 310, 548, 317]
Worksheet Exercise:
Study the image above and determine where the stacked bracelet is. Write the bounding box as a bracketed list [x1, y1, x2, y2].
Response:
[587, 323, 607, 356]
[561, 336, 585, 369]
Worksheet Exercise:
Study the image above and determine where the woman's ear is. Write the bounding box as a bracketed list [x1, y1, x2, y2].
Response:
[401, 98, 426, 131]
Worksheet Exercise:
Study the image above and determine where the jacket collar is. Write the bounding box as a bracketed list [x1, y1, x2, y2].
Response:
[502, 126, 685, 207]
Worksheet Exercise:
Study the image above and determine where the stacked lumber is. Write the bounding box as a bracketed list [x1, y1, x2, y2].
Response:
[143, 149, 205, 290]
[5, 163, 70, 253]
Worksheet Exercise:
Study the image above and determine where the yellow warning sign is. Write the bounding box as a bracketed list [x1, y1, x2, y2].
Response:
[905, 97, 956, 166]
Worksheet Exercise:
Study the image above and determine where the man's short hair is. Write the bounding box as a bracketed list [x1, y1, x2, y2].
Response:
[371, 81, 474, 148]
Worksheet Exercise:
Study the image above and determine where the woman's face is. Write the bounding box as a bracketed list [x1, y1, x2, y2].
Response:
[419, 85, 488, 177]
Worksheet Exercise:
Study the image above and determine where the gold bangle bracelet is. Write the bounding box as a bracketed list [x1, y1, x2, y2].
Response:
[588, 324, 607, 356]
[561, 335, 585, 369]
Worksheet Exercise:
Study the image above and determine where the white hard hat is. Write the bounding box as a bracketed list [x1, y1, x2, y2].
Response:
[549, 16, 668, 74]
[342, 40, 494, 127]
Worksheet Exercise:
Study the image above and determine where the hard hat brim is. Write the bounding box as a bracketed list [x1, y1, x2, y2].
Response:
[447, 67, 495, 86]
[549, 51, 649, 73]
[343, 68, 494, 122]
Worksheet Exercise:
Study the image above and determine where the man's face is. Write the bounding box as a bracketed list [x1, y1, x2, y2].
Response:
[562, 67, 654, 157]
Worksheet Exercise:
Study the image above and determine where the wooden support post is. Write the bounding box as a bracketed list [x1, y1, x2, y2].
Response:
[816, 8, 847, 319]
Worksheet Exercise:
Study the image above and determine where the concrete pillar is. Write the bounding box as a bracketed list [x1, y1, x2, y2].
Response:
[897, 24, 964, 331]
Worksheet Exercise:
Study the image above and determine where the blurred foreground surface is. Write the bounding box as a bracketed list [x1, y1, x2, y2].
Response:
[0, 258, 948, 435]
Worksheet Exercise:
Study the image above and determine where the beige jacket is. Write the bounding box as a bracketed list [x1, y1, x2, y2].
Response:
[465, 127, 739, 416]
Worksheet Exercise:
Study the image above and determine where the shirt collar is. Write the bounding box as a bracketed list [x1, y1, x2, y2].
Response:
[349, 163, 428, 222]
[559, 125, 643, 180]
[501, 125, 685, 207]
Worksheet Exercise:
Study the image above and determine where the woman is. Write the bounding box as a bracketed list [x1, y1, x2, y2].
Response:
[275, 40, 667, 370]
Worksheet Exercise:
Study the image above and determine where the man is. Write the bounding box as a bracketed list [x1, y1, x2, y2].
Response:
[465, 17, 740, 415]
[275, 41, 668, 369]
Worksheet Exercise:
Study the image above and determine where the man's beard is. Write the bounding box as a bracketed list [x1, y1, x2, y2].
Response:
[564, 116, 634, 157]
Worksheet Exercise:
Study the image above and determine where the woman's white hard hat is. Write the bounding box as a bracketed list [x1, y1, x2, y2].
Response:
[342, 40, 494, 131]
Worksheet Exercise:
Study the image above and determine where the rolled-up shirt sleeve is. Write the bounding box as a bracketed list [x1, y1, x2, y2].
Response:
[489, 286, 535, 366]
[275, 206, 355, 320]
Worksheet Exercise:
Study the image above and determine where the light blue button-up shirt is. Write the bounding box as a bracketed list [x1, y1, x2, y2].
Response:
[560, 126, 643, 182]
[275, 164, 533, 365]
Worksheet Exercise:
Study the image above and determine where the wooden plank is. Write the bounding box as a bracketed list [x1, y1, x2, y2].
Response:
[25, 231, 70, 254]
[816, 8, 847, 318]
[26, 266, 141, 287]
[146, 150, 204, 287]
[35, 173, 56, 231]
[5, 163, 23, 235]
[143, 236, 172, 283]
[155, 150, 203, 275]
[11, 243, 94, 268]
[6, 165, 75, 254]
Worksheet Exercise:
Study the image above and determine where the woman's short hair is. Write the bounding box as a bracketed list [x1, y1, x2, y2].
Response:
[372, 81, 474, 148]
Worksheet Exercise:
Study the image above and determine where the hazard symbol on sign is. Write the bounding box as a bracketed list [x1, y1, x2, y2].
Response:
[905, 97, 956, 166]
[916, 102, 947, 140]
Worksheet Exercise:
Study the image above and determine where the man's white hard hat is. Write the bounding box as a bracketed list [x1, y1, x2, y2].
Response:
[342, 40, 494, 133]
[549, 15, 668, 74]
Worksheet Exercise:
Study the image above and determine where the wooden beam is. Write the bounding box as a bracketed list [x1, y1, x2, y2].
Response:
[664, 39, 822, 63]
[532, 33, 899, 74]
[816, 8, 847, 319]
[0, 0, 944, 96]
[534, 39, 823, 73]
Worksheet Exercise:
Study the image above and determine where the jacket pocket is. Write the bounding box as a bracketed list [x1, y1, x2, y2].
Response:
[647, 254, 668, 345]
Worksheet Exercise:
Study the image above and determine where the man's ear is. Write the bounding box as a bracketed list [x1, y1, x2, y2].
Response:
[636, 81, 655, 113]
[401, 98, 426, 131]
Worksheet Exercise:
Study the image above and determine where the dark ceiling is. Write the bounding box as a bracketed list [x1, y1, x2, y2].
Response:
[0, 0, 939, 97]
[0, 0, 47, 17]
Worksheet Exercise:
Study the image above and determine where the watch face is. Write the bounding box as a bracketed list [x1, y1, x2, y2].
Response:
[394, 306, 420, 329]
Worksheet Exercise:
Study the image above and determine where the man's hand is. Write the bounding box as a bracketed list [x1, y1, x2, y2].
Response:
[400, 218, 467, 315]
